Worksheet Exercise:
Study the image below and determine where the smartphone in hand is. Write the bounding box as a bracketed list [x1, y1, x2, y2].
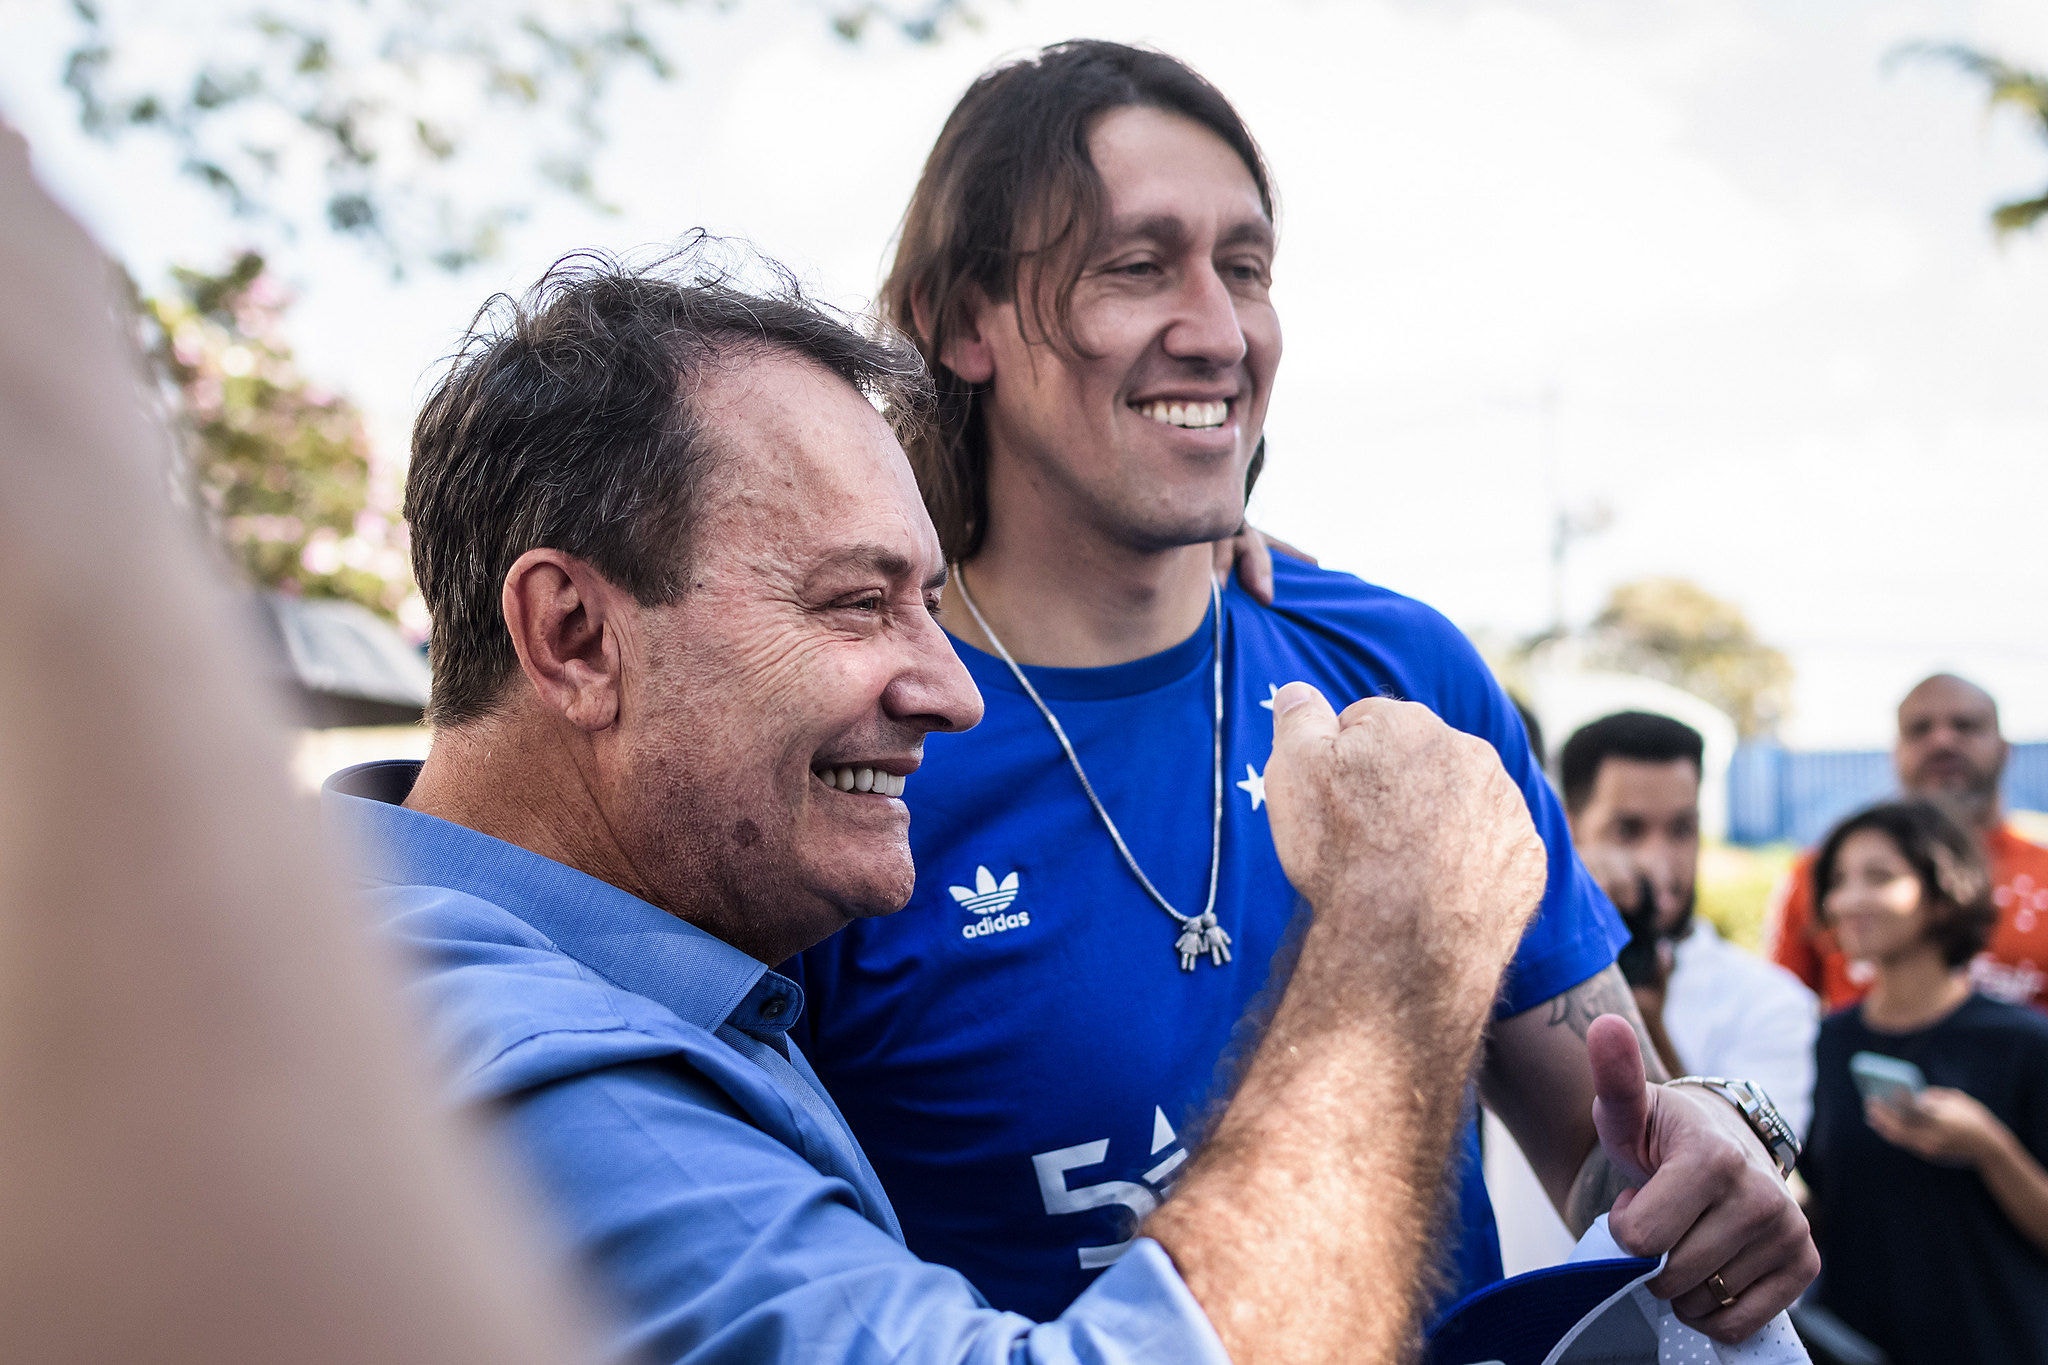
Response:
[1849, 1051, 1927, 1110]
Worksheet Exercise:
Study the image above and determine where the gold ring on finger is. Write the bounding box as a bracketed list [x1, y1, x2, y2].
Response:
[1706, 1273, 1738, 1310]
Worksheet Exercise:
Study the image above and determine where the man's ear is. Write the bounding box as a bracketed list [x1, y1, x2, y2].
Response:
[926, 284, 999, 386]
[501, 549, 625, 732]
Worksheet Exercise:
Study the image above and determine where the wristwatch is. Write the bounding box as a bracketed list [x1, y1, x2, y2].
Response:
[1666, 1076, 1802, 1178]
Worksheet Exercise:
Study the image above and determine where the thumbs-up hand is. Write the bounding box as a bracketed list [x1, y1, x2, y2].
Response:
[1587, 1015, 1819, 1343]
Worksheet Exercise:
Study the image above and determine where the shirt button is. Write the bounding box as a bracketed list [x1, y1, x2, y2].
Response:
[760, 996, 786, 1020]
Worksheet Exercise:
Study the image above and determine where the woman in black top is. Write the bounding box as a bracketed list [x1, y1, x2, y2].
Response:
[1802, 799, 2048, 1364]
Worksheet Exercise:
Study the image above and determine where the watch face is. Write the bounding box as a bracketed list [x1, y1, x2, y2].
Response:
[1727, 1080, 1799, 1171]
[1672, 1078, 1799, 1172]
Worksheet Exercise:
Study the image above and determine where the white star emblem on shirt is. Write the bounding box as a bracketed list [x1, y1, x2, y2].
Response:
[1236, 764, 1267, 811]
[1259, 684, 1281, 711]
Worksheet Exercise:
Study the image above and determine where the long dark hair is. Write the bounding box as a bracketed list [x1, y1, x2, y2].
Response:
[881, 40, 1274, 562]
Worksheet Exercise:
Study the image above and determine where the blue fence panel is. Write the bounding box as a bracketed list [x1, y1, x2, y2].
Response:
[2011, 742, 2048, 817]
[1726, 741, 2048, 847]
[1779, 750, 1893, 847]
[1727, 744, 1785, 846]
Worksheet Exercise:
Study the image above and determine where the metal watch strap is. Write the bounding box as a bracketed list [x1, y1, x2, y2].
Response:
[1667, 1076, 1802, 1178]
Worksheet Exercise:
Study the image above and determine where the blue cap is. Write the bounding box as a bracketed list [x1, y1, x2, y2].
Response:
[1424, 1255, 1660, 1365]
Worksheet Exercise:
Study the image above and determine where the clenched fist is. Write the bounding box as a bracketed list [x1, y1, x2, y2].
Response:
[1264, 681, 1548, 1026]
[1146, 683, 1553, 1364]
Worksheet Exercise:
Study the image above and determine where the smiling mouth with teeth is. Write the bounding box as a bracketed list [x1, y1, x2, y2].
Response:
[1135, 399, 1230, 430]
[816, 765, 906, 797]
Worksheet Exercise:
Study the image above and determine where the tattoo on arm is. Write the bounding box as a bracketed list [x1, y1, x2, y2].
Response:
[1565, 1148, 1637, 1236]
[1544, 981, 1611, 1041]
[1544, 966, 1656, 1069]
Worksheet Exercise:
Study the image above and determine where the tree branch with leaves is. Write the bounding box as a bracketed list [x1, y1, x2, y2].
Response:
[134, 251, 420, 622]
[1581, 578, 1793, 739]
[45, 0, 977, 633]
[62, 0, 974, 276]
[1893, 42, 2048, 237]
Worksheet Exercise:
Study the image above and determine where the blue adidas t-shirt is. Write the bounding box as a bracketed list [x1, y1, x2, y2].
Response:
[789, 555, 1626, 1322]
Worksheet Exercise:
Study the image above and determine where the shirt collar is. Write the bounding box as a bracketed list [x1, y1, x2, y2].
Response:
[323, 760, 800, 1040]
[944, 581, 1229, 703]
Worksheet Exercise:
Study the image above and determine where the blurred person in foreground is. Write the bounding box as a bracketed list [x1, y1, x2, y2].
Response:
[790, 39, 1815, 1341]
[1767, 673, 2048, 1011]
[1562, 713, 1819, 1128]
[0, 123, 596, 1364]
[325, 245, 1556, 1364]
[1800, 799, 2048, 1364]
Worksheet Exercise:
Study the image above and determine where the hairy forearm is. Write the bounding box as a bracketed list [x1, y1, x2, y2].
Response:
[1196, 686, 1548, 1360]
[1977, 1125, 2048, 1256]
[1148, 931, 1490, 1363]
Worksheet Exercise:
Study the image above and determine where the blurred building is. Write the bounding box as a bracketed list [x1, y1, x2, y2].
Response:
[246, 593, 434, 792]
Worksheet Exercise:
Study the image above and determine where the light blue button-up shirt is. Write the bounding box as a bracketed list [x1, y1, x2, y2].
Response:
[325, 761, 1229, 1365]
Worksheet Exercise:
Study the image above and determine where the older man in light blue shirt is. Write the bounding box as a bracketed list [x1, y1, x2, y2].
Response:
[328, 759, 1220, 1364]
[340, 246, 1554, 1364]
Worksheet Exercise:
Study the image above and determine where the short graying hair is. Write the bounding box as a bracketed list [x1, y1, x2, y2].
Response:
[407, 239, 932, 727]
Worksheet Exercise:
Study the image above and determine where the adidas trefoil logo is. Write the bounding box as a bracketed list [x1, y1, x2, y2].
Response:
[950, 865, 1029, 940]
[951, 865, 1020, 913]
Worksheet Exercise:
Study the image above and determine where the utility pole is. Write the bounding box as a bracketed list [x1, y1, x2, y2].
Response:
[1541, 384, 1609, 641]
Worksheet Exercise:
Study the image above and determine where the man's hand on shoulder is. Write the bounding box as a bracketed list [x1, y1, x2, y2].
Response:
[1586, 1015, 1819, 1343]
[1214, 524, 1318, 606]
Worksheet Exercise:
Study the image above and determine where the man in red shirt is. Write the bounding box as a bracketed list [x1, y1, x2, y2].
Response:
[1766, 673, 2048, 1010]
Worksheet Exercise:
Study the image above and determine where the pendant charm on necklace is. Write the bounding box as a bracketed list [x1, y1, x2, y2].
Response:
[1175, 911, 1234, 971]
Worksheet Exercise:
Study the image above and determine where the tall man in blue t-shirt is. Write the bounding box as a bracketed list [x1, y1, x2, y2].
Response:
[791, 40, 1815, 1341]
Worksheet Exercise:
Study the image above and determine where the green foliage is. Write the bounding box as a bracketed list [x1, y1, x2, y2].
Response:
[1895, 43, 2048, 237]
[1698, 842, 1796, 952]
[138, 252, 418, 622]
[62, 0, 975, 276]
[1583, 578, 1794, 738]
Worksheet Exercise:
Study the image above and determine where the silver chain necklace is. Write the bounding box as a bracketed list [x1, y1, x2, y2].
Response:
[951, 566, 1233, 971]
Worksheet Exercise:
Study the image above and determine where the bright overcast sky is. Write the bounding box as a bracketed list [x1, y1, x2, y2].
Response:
[5, 0, 2046, 747]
